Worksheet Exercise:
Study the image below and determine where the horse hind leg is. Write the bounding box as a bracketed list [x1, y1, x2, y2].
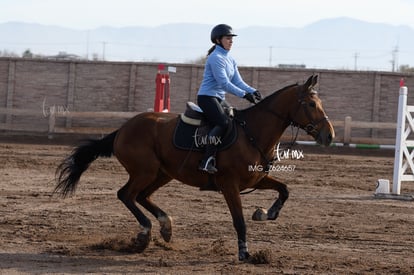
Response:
[117, 178, 154, 252]
[138, 197, 173, 242]
[136, 171, 173, 242]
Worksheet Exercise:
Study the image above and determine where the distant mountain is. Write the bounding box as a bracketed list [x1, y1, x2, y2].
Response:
[0, 18, 413, 71]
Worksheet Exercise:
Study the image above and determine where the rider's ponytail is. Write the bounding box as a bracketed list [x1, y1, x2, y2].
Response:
[207, 45, 216, 56]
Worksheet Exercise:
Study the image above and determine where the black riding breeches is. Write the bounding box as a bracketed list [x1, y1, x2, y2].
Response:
[197, 95, 230, 130]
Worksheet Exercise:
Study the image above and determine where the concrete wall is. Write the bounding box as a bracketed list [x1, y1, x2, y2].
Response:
[0, 57, 413, 139]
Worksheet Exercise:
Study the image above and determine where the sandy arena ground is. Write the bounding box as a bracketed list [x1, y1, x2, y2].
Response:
[1, 138, 414, 274]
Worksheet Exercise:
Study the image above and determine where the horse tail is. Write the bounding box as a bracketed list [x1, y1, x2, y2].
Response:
[54, 130, 118, 197]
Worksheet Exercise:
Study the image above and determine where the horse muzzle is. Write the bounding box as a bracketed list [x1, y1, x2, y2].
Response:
[315, 120, 335, 146]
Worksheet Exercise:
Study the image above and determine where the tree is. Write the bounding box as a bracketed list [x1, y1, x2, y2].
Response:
[22, 49, 33, 58]
[189, 55, 207, 65]
[400, 65, 414, 73]
[0, 49, 19, 57]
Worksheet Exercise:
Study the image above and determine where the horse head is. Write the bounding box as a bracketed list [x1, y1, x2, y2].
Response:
[289, 75, 335, 146]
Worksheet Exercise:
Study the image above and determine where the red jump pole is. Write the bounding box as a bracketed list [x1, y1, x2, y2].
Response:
[154, 64, 172, 112]
[154, 64, 165, 112]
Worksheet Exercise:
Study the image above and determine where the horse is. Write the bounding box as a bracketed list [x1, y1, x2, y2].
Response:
[55, 74, 334, 261]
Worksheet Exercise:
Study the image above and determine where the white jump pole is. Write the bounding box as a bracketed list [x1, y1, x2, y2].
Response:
[392, 84, 408, 195]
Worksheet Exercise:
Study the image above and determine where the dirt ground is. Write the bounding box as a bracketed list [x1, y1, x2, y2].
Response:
[1, 137, 414, 274]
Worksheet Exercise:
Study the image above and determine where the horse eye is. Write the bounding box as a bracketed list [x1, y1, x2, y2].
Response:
[309, 101, 316, 108]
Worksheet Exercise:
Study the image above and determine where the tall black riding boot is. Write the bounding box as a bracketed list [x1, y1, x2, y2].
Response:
[198, 126, 223, 174]
[198, 143, 218, 174]
[199, 142, 218, 191]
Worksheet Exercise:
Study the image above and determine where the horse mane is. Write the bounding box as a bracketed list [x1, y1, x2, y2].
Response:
[240, 83, 299, 112]
[264, 83, 298, 99]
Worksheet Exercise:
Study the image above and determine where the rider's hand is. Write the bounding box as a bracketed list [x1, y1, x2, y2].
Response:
[253, 90, 262, 101]
[243, 92, 256, 104]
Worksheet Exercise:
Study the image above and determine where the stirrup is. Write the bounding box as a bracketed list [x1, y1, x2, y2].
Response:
[198, 156, 218, 174]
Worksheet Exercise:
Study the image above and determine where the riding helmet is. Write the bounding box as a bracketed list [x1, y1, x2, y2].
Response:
[210, 24, 237, 44]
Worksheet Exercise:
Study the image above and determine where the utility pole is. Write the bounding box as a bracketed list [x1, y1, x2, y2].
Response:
[85, 30, 90, 60]
[391, 45, 399, 72]
[353, 52, 359, 70]
[268, 46, 273, 67]
[102, 41, 107, 61]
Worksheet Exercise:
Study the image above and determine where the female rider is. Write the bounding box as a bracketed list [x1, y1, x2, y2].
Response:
[197, 24, 262, 174]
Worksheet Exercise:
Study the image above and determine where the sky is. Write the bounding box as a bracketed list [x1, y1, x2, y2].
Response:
[1, 0, 413, 70]
[1, 0, 414, 30]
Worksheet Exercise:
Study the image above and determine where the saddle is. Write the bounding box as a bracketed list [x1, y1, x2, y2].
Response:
[173, 102, 238, 151]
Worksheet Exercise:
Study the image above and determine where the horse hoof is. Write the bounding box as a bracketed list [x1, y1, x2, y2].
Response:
[134, 231, 151, 253]
[252, 208, 268, 221]
[239, 251, 251, 261]
[159, 216, 172, 242]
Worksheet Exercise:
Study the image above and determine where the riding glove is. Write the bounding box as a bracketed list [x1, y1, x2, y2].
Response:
[244, 92, 256, 104]
[253, 91, 262, 101]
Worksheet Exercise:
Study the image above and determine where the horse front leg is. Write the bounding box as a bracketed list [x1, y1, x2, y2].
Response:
[252, 175, 289, 221]
[221, 185, 249, 261]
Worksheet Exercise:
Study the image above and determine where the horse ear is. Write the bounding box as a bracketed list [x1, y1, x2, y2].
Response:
[304, 75, 314, 89]
[304, 75, 318, 91]
[311, 75, 318, 87]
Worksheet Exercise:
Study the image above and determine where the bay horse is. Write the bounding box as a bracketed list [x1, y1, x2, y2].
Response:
[55, 74, 334, 261]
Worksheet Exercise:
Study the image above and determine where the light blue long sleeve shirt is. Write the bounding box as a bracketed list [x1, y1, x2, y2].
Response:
[197, 46, 256, 100]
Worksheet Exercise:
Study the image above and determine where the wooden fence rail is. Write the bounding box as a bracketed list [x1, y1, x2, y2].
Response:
[0, 108, 399, 145]
[0, 107, 47, 132]
[49, 110, 139, 135]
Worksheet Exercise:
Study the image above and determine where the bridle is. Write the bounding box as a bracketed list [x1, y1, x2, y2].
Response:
[238, 85, 329, 173]
[260, 86, 329, 138]
[290, 88, 330, 137]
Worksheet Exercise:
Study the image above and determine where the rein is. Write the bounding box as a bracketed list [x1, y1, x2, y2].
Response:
[235, 111, 301, 196]
[235, 110, 301, 177]
[224, 114, 297, 195]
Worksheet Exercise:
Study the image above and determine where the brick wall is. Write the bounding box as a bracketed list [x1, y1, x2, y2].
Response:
[0, 57, 413, 139]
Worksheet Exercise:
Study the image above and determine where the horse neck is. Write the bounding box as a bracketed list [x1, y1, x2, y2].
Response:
[241, 88, 297, 154]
